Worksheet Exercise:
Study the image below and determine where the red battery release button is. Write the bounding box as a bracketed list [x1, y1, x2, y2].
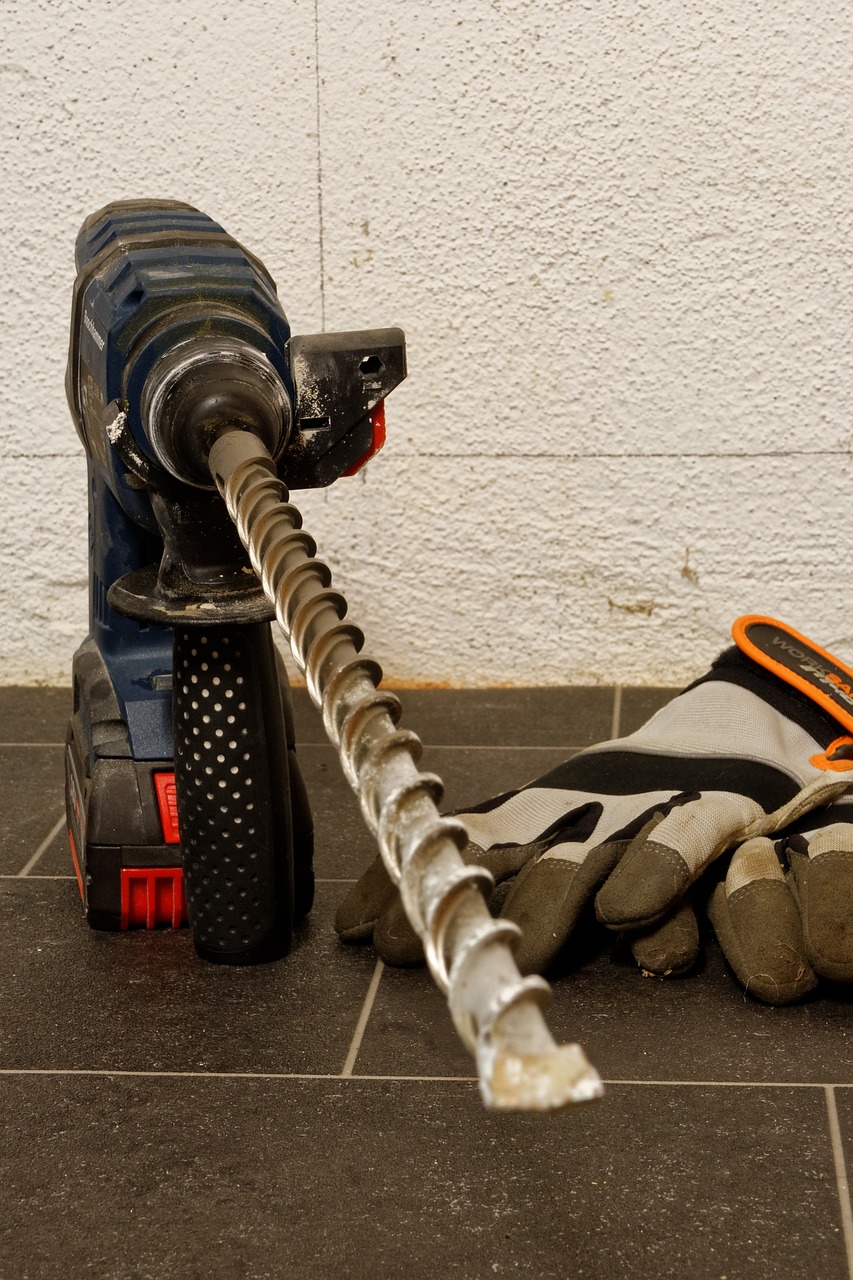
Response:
[154, 772, 180, 844]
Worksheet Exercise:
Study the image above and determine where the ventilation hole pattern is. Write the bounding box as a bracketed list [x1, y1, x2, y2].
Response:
[174, 627, 277, 952]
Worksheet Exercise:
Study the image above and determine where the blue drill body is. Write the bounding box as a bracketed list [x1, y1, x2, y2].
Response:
[65, 199, 406, 944]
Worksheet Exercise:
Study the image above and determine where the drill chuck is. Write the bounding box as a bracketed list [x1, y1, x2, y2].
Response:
[141, 337, 291, 488]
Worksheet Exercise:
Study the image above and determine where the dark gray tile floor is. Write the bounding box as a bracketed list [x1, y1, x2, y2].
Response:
[1, 684, 851, 1280]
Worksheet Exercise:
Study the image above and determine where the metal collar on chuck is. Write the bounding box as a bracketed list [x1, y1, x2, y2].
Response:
[141, 336, 291, 489]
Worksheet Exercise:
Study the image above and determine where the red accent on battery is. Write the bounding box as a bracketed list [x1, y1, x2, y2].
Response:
[154, 771, 180, 844]
[343, 401, 386, 476]
[68, 827, 85, 903]
[120, 868, 188, 929]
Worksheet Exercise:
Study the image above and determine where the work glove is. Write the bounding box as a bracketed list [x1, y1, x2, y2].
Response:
[335, 616, 853, 976]
[708, 799, 853, 1004]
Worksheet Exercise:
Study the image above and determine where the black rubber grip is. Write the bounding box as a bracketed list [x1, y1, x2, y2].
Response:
[173, 623, 294, 963]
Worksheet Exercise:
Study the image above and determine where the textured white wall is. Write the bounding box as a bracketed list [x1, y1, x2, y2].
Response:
[3, 0, 853, 687]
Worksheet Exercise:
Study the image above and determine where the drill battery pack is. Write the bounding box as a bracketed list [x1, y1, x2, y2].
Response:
[65, 633, 184, 930]
[66, 633, 314, 936]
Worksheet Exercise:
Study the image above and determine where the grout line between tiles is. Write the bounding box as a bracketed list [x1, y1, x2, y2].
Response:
[294, 742, 589, 751]
[0, 874, 74, 880]
[610, 685, 622, 739]
[0, 1069, 850, 1087]
[340, 959, 385, 1077]
[0, 742, 64, 748]
[0, 1068, 477, 1082]
[16, 814, 65, 877]
[605, 1079, 853, 1088]
[826, 1085, 853, 1278]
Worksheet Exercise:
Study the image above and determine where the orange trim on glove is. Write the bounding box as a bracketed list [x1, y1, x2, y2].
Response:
[733, 614, 853, 739]
[809, 737, 853, 773]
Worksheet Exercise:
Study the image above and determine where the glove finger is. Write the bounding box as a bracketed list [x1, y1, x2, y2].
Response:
[335, 859, 425, 965]
[334, 835, 535, 954]
[596, 791, 765, 930]
[364, 837, 539, 967]
[372, 892, 425, 966]
[788, 823, 853, 983]
[707, 837, 816, 1005]
[499, 838, 627, 975]
[500, 809, 678, 973]
[628, 899, 700, 976]
[334, 855, 398, 942]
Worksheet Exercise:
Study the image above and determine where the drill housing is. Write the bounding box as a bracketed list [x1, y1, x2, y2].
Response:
[66, 198, 405, 961]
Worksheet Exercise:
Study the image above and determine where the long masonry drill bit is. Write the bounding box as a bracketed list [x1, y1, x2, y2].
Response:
[208, 429, 603, 1111]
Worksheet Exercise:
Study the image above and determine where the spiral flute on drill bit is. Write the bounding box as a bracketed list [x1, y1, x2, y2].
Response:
[208, 429, 603, 1111]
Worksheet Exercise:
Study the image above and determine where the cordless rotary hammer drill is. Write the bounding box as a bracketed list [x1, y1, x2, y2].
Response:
[66, 199, 406, 965]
